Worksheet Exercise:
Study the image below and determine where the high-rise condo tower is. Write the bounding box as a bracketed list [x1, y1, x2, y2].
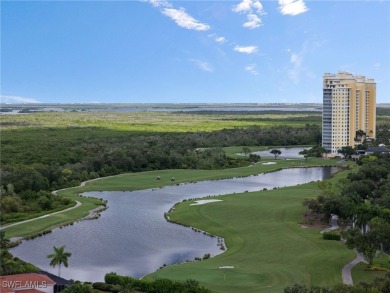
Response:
[322, 71, 376, 154]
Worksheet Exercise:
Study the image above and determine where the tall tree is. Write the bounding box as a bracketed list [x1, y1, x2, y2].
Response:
[47, 245, 71, 277]
[270, 149, 282, 159]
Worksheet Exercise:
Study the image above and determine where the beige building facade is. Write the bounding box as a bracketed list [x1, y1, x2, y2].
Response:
[322, 71, 376, 154]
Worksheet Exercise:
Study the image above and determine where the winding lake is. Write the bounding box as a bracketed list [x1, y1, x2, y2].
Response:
[11, 166, 340, 282]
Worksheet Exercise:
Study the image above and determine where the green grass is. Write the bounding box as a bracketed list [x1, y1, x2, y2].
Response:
[77, 158, 335, 191]
[3, 195, 102, 238]
[351, 256, 390, 284]
[145, 181, 355, 293]
[2, 157, 340, 239]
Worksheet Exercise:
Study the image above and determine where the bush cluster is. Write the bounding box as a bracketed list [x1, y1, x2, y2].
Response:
[103, 273, 211, 293]
[322, 232, 341, 241]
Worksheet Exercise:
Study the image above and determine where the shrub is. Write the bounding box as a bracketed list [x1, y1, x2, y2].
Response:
[322, 232, 341, 241]
[92, 282, 121, 292]
[104, 273, 122, 285]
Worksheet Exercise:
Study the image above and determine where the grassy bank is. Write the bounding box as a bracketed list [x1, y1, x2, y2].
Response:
[2, 157, 339, 239]
[145, 178, 354, 292]
[351, 256, 390, 283]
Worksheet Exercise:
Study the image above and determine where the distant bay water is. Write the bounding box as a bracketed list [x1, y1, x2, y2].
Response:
[0, 103, 322, 114]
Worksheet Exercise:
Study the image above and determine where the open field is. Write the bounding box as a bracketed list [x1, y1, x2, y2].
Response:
[145, 178, 355, 292]
[0, 111, 322, 132]
[2, 157, 339, 239]
[1, 105, 388, 132]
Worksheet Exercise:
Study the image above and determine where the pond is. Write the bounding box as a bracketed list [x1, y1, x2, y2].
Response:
[252, 147, 310, 159]
[11, 166, 340, 282]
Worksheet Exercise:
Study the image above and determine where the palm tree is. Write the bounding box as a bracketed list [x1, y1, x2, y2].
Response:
[355, 129, 366, 143]
[47, 245, 71, 277]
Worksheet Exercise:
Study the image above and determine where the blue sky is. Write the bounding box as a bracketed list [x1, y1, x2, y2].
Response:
[1, 0, 389, 104]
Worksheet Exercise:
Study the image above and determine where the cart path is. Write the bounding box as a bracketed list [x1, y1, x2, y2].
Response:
[0, 174, 119, 231]
[342, 252, 367, 285]
[0, 201, 81, 230]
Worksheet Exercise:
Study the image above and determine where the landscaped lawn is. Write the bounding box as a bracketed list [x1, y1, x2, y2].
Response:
[351, 256, 390, 284]
[145, 181, 355, 293]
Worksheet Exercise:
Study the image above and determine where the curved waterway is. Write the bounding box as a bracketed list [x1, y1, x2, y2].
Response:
[11, 166, 340, 282]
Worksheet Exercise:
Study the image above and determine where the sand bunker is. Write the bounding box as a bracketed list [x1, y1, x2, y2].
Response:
[262, 162, 277, 165]
[190, 199, 223, 206]
[219, 266, 234, 269]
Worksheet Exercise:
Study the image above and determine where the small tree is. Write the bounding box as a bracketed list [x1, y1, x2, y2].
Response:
[47, 245, 71, 277]
[342, 218, 390, 267]
[355, 129, 366, 143]
[300, 146, 330, 160]
[242, 147, 252, 157]
[337, 146, 354, 159]
[270, 149, 282, 159]
[299, 149, 310, 161]
[0, 231, 10, 250]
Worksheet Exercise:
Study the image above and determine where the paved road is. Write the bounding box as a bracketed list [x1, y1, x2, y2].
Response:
[342, 252, 366, 285]
[0, 200, 82, 231]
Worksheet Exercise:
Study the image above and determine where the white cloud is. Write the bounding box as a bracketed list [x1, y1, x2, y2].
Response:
[287, 44, 315, 84]
[245, 64, 259, 75]
[208, 34, 227, 44]
[189, 59, 213, 72]
[233, 0, 264, 14]
[279, 0, 308, 16]
[146, 0, 171, 8]
[215, 36, 226, 44]
[1, 95, 40, 103]
[373, 62, 381, 69]
[233, 0, 252, 13]
[243, 13, 262, 29]
[162, 8, 210, 31]
[234, 45, 258, 54]
[290, 53, 302, 66]
[232, 0, 265, 29]
[288, 51, 303, 84]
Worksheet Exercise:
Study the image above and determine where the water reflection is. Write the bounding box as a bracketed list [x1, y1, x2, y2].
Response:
[11, 167, 339, 282]
[253, 147, 310, 159]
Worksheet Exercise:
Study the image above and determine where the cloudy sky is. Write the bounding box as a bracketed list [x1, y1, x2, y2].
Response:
[2, 0, 389, 104]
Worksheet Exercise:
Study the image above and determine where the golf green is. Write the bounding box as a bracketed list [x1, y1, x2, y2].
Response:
[145, 182, 355, 292]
